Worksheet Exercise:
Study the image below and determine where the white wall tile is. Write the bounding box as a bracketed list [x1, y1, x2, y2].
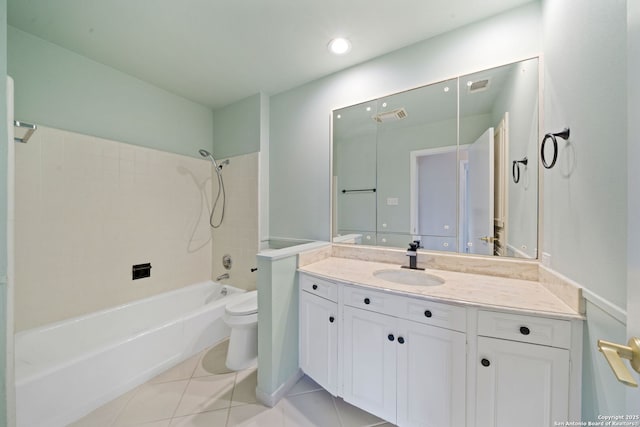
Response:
[14, 126, 213, 331]
[211, 152, 260, 291]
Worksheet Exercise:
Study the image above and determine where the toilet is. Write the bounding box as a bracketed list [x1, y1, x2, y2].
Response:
[223, 290, 258, 371]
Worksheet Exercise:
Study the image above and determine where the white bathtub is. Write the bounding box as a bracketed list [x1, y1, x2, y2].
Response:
[14, 281, 246, 427]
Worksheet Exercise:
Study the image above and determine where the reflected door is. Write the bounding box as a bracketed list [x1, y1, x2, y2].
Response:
[467, 127, 494, 255]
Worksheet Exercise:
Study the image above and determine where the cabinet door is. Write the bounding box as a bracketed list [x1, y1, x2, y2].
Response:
[299, 291, 338, 395]
[396, 320, 466, 427]
[476, 336, 570, 427]
[343, 306, 397, 423]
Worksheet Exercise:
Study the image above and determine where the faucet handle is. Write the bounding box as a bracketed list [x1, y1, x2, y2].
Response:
[410, 240, 422, 250]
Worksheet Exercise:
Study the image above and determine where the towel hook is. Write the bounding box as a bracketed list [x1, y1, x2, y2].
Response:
[512, 156, 528, 183]
[541, 128, 570, 169]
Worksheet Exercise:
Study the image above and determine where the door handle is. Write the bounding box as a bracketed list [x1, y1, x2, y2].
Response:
[597, 337, 640, 387]
[480, 236, 496, 243]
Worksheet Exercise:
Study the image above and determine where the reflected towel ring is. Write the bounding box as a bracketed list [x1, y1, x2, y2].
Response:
[541, 128, 570, 169]
[512, 157, 528, 183]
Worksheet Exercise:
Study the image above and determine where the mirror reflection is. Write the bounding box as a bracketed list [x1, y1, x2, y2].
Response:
[332, 58, 539, 259]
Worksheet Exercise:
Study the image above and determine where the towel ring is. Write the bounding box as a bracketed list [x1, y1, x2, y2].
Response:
[512, 157, 528, 183]
[541, 128, 570, 169]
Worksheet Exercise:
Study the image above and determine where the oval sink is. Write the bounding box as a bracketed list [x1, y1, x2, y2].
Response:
[373, 269, 445, 287]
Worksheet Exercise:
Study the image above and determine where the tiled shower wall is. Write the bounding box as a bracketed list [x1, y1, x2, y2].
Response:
[14, 126, 212, 331]
[211, 152, 259, 292]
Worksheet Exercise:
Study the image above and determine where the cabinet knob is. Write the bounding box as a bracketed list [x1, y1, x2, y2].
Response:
[364, 298, 371, 305]
[520, 326, 531, 335]
[398, 337, 405, 344]
[481, 358, 491, 367]
[312, 284, 318, 290]
[388, 334, 395, 341]
[424, 310, 432, 318]
[329, 316, 335, 323]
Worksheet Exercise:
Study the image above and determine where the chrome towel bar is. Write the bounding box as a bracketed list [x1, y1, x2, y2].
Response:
[14, 120, 37, 143]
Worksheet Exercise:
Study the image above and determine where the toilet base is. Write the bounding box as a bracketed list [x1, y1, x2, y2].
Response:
[225, 323, 258, 371]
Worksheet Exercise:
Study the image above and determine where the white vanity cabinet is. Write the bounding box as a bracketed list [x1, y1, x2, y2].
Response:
[298, 275, 338, 395]
[340, 285, 467, 427]
[473, 310, 573, 427]
[297, 271, 582, 427]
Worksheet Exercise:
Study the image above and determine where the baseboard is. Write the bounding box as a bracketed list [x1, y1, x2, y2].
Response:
[582, 288, 627, 325]
[255, 369, 304, 407]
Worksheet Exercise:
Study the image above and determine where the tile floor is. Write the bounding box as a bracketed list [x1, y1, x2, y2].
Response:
[71, 339, 395, 427]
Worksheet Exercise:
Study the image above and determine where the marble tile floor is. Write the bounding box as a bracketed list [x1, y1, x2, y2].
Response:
[71, 339, 395, 427]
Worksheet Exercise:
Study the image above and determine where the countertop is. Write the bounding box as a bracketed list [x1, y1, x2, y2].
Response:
[298, 256, 582, 320]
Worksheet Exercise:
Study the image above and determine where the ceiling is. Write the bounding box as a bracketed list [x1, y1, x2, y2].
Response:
[7, 0, 534, 110]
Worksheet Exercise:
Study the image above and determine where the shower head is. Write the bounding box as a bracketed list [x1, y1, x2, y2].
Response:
[198, 149, 219, 169]
[198, 149, 230, 173]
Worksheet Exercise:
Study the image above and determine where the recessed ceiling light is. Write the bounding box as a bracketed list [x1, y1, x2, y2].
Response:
[467, 81, 473, 87]
[444, 87, 450, 92]
[328, 38, 351, 55]
[337, 114, 341, 119]
[382, 102, 387, 108]
[366, 107, 371, 112]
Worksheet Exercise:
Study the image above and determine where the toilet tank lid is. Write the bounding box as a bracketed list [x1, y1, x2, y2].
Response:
[226, 291, 258, 315]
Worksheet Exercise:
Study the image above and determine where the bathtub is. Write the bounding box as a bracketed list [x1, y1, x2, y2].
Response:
[14, 281, 246, 427]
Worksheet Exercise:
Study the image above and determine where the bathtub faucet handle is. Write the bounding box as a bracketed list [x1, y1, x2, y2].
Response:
[216, 273, 230, 281]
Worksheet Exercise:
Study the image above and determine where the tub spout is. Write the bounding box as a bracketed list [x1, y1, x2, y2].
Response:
[216, 273, 230, 281]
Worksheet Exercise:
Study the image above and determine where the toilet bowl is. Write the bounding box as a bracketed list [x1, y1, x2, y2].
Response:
[223, 290, 258, 371]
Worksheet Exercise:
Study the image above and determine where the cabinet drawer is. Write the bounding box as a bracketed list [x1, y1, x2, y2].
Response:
[343, 285, 401, 316]
[477, 310, 571, 348]
[300, 274, 338, 302]
[400, 297, 467, 332]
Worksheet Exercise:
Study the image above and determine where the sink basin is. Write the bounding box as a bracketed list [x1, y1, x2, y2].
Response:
[373, 269, 445, 287]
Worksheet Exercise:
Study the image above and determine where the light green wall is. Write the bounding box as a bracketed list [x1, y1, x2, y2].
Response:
[269, 2, 541, 241]
[212, 93, 260, 159]
[1, 0, 8, 423]
[542, 0, 626, 309]
[7, 26, 214, 158]
[542, 0, 628, 417]
[581, 302, 627, 418]
[256, 254, 299, 395]
[627, 0, 640, 408]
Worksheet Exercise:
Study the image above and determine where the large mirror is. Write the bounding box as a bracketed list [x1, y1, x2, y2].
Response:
[332, 58, 539, 259]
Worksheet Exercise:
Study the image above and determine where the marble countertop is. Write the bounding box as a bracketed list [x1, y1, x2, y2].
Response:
[298, 257, 582, 319]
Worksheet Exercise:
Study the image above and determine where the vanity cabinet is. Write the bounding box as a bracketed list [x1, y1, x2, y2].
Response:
[297, 271, 581, 427]
[342, 285, 466, 427]
[298, 275, 338, 395]
[474, 310, 572, 427]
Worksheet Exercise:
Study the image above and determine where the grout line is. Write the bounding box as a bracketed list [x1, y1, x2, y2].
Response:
[331, 395, 345, 427]
[224, 404, 233, 427]
[285, 387, 324, 397]
[185, 349, 203, 379]
[168, 377, 191, 420]
[223, 371, 240, 427]
[107, 384, 145, 427]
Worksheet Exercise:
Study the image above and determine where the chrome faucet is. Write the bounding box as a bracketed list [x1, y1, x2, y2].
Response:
[216, 273, 230, 281]
[403, 241, 425, 270]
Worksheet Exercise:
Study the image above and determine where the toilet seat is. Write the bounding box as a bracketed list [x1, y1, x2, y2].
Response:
[225, 291, 257, 316]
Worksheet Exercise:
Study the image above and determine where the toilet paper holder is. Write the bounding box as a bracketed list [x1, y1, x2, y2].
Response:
[597, 337, 640, 387]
